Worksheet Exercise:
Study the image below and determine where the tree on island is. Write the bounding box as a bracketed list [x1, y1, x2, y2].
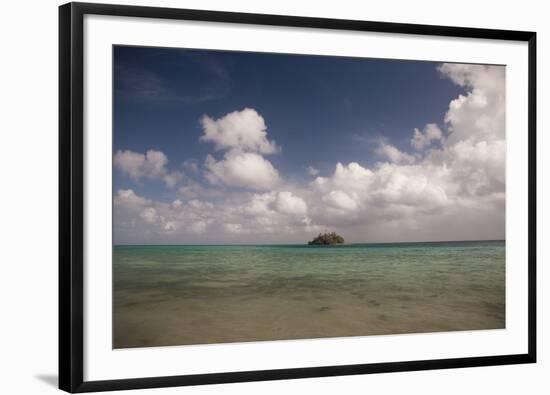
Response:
[308, 232, 345, 245]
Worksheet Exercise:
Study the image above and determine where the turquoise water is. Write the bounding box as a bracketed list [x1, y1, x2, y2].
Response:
[113, 241, 505, 348]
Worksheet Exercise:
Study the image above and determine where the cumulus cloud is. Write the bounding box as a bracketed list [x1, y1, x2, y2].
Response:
[322, 190, 359, 211]
[224, 223, 247, 234]
[114, 63, 506, 244]
[114, 149, 183, 188]
[314, 162, 372, 191]
[113, 188, 314, 244]
[140, 207, 158, 224]
[163, 171, 183, 188]
[313, 161, 450, 214]
[114, 188, 151, 208]
[276, 191, 308, 216]
[230, 191, 312, 235]
[411, 123, 444, 151]
[438, 64, 505, 145]
[204, 150, 280, 190]
[178, 181, 223, 199]
[170, 199, 183, 209]
[200, 108, 279, 154]
[114, 149, 166, 179]
[183, 159, 200, 175]
[306, 166, 319, 177]
[303, 63, 505, 239]
[375, 142, 416, 164]
[114, 189, 217, 243]
[199, 108, 283, 191]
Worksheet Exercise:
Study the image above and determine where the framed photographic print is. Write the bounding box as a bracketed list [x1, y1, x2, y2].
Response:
[59, 2, 536, 393]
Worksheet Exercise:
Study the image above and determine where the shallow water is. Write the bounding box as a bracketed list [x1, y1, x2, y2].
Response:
[113, 241, 505, 348]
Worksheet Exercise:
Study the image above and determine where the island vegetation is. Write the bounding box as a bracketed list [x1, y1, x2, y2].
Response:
[308, 232, 345, 245]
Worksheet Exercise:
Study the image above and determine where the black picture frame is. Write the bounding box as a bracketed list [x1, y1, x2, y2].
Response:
[59, 2, 537, 393]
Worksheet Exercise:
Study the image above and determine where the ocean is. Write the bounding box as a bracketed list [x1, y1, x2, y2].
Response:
[113, 240, 505, 348]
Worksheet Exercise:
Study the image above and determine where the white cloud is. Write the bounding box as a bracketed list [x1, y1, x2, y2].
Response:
[243, 192, 276, 217]
[178, 181, 222, 199]
[187, 199, 215, 211]
[114, 149, 166, 179]
[114, 63, 506, 244]
[438, 64, 505, 145]
[304, 62, 505, 237]
[376, 142, 416, 164]
[189, 220, 209, 234]
[140, 207, 158, 224]
[183, 159, 200, 175]
[163, 221, 177, 232]
[332, 162, 373, 188]
[306, 166, 319, 177]
[205, 149, 280, 190]
[411, 123, 444, 151]
[199, 108, 283, 191]
[224, 223, 246, 234]
[200, 108, 279, 154]
[171, 199, 183, 209]
[114, 189, 151, 208]
[114, 149, 182, 188]
[322, 190, 359, 211]
[163, 171, 183, 188]
[276, 191, 308, 216]
[114, 189, 218, 243]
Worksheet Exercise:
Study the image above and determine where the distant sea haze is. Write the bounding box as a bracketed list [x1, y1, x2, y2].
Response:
[113, 240, 505, 348]
[114, 239, 505, 247]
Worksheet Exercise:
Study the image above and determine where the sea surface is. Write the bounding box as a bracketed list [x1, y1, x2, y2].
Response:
[113, 241, 505, 348]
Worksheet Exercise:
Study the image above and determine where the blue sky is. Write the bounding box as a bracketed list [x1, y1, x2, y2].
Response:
[113, 46, 505, 244]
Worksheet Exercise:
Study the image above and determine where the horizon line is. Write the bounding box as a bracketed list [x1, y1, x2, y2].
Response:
[113, 239, 505, 247]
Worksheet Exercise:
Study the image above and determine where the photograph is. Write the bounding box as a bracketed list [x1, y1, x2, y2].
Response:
[112, 45, 506, 349]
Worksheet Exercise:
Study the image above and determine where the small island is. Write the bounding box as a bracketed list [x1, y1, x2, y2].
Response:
[308, 232, 345, 245]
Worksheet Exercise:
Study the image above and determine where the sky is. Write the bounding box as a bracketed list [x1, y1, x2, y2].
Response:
[113, 46, 505, 244]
